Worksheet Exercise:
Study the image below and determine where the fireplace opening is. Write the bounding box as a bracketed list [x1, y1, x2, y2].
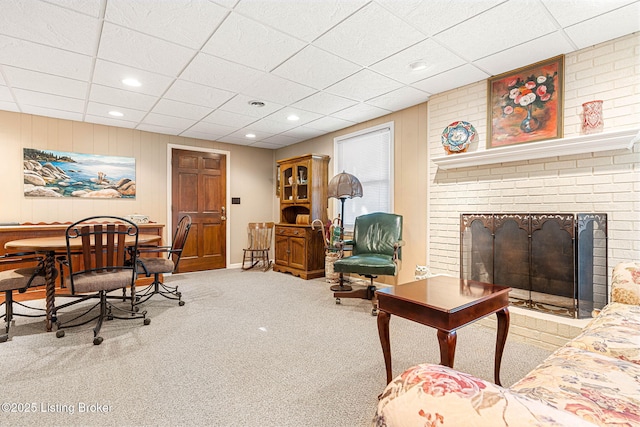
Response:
[460, 213, 607, 319]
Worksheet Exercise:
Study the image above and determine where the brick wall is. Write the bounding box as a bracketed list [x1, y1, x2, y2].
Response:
[427, 33, 640, 287]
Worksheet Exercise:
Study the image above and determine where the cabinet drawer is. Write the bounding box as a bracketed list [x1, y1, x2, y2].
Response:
[276, 226, 306, 237]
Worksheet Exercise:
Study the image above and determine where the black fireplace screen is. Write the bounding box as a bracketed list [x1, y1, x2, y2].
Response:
[460, 213, 607, 318]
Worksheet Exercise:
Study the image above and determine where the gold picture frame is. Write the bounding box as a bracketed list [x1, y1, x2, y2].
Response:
[487, 55, 564, 149]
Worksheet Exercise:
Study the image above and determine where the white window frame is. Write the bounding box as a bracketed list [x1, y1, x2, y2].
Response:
[333, 121, 394, 231]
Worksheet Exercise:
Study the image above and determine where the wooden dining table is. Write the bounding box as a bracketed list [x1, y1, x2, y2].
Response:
[4, 234, 161, 331]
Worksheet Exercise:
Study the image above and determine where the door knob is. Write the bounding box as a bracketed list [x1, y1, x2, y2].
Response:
[221, 206, 226, 221]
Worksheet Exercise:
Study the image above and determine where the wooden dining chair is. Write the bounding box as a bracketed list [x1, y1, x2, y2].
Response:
[242, 222, 274, 271]
[54, 216, 150, 345]
[0, 252, 48, 342]
[135, 215, 192, 306]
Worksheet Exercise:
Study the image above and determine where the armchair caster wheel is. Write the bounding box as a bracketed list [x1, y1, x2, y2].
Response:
[178, 300, 185, 306]
[371, 309, 378, 316]
[93, 336, 103, 345]
[143, 318, 151, 326]
[56, 330, 65, 338]
[0, 334, 8, 343]
[133, 306, 140, 312]
[335, 297, 341, 305]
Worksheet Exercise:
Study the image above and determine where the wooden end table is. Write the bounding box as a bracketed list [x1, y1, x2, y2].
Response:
[376, 276, 511, 385]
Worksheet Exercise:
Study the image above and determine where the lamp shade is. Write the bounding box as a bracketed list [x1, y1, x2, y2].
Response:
[327, 171, 363, 199]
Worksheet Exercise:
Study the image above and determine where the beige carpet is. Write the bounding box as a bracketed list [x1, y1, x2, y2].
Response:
[0, 269, 552, 426]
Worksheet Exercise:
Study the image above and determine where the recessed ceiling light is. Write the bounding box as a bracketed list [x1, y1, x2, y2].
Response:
[248, 100, 265, 108]
[245, 133, 256, 138]
[108, 111, 124, 117]
[122, 78, 141, 87]
[287, 114, 299, 121]
[409, 61, 428, 71]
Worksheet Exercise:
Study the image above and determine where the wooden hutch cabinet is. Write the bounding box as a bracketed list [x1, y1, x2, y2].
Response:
[273, 153, 329, 280]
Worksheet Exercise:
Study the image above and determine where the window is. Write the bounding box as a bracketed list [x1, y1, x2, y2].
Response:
[333, 122, 394, 230]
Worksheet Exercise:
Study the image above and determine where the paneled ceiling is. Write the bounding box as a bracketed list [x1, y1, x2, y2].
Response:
[0, 0, 638, 149]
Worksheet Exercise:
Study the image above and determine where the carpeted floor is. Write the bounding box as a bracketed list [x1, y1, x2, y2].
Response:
[0, 269, 552, 426]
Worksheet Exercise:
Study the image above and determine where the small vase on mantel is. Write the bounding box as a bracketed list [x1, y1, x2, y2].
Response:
[582, 100, 604, 134]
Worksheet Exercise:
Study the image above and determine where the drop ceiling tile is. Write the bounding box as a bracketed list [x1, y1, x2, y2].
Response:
[370, 39, 467, 84]
[136, 122, 183, 136]
[324, 70, 403, 102]
[262, 134, 302, 146]
[210, 0, 239, 8]
[164, 80, 235, 109]
[202, 13, 306, 72]
[249, 140, 288, 149]
[187, 120, 236, 137]
[92, 60, 175, 96]
[13, 88, 85, 113]
[180, 53, 264, 94]
[86, 101, 147, 122]
[0, 0, 100, 55]
[89, 84, 158, 111]
[98, 23, 195, 76]
[201, 110, 257, 128]
[215, 135, 255, 145]
[331, 103, 392, 123]
[563, 2, 640, 49]
[179, 129, 226, 141]
[141, 112, 197, 130]
[272, 45, 360, 89]
[280, 126, 326, 140]
[44, 0, 104, 17]
[241, 73, 316, 105]
[152, 99, 212, 121]
[474, 32, 574, 75]
[291, 91, 359, 115]
[243, 118, 299, 134]
[264, 108, 323, 127]
[3, 66, 88, 99]
[85, 114, 138, 129]
[541, 0, 637, 27]
[313, 2, 426, 66]
[376, 0, 502, 37]
[0, 35, 92, 80]
[434, 1, 558, 61]
[412, 64, 489, 94]
[20, 105, 83, 122]
[105, 0, 227, 49]
[219, 94, 284, 118]
[0, 85, 11, 102]
[304, 116, 356, 132]
[366, 86, 429, 111]
[0, 101, 19, 112]
[234, 0, 367, 42]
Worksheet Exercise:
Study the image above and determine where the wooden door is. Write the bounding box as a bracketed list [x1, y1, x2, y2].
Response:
[172, 149, 226, 272]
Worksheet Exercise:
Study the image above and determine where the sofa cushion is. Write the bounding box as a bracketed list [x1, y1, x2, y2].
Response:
[374, 363, 598, 426]
[510, 346, 640, 426]
[610, 261, 640, 305]
[566, 302, 640, 364]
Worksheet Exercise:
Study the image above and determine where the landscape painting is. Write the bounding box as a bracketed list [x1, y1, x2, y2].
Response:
[23, 148, 136, 199]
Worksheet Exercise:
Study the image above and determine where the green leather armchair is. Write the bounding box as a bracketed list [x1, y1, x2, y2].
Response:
[332, 212, 404, 315]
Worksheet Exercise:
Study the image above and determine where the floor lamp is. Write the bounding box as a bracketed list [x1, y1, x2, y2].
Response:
[327, 171, 362, 292]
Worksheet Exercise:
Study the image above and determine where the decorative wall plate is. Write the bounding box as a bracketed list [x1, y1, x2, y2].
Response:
[441, 121, 477, 154]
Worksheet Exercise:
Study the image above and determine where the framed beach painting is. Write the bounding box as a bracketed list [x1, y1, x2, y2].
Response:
[487, 55, 564, 149]
[23, 148, 136, 198]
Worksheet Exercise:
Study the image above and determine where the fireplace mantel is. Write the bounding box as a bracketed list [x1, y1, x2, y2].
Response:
[432, 128, 639, 170]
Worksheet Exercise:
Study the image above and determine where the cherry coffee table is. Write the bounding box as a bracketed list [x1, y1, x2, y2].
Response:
[376, 276, 511, 385]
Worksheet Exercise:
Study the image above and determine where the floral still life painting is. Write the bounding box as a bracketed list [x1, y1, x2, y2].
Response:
[487, 55, 564, 148]
[23, 148, 136, 198]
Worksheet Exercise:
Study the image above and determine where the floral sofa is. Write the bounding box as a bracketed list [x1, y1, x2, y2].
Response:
[373, 262, 640, 426]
